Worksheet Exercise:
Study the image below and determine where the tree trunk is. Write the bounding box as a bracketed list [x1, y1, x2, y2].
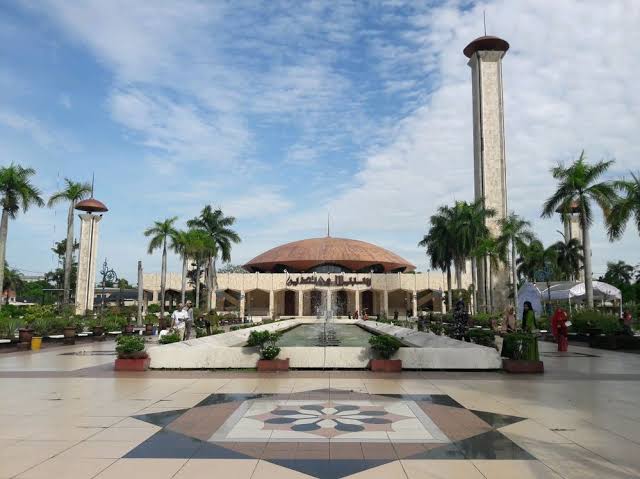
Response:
[483, 256, 489, 313]
[195, 264, 201, 308]
[0, 209, 9, 309]
[488, 259, 494, 313]
[211, 258, 218, 312]
[455, 259, 462, 290]
[446, 264, 452, 311]
[582, 221, 594, 307]
[63, 202, 75, 304]
[180, 256, 187, 304]
[160, 240, 167, 322]
[471, 258, 478, 315]
[511, 241, 518, 308]
[205, 257, 212, 312]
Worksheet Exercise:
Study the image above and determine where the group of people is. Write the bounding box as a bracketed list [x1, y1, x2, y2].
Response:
[502, 301, 568, 352]
[348, 310, 369, 320]
[168, 300, 194, 340]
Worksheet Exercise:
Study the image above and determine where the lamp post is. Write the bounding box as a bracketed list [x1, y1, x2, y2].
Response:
[99, 258, 118, 316]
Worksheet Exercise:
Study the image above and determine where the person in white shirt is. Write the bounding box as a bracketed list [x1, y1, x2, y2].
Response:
[171, 303, 187, 340]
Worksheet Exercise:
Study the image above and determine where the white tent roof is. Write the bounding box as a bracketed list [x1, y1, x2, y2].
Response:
[517, 282, 543, 318]
[535, 281, 622, 301]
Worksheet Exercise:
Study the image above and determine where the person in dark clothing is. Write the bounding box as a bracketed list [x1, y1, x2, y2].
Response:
[452, 299, 469, 341]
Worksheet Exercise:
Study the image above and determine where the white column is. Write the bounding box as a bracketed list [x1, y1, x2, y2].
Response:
[240, 291, 246, 319]
[74, 214, 102, 315]
[355, 290, 360, 314]
[412, 291, 417, 318]
[297, 291, 304, 317]
[137, 261, 143, 325]
[383, 290, 389, 317]
[268, 290, 275, 319]
[326, 289, 332, 315]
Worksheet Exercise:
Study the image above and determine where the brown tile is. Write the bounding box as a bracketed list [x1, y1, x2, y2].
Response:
[393, 443, 428, 459]
[419, 403, 492, 441]
[262, 442, 297, 459]
[330, 442, 364, 460]
[166, 401, 242, 441]
[225, 442, 267, 458]
[361, 442, 398, 460]
[295, 442, 330, 459]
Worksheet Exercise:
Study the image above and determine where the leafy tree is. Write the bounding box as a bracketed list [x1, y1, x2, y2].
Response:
[47, 179, 92, 304]
[471, 237, 505, 312]
[3, 262, 23, 303]
[601, 261, 634, 288]
[218, 263, 248, 273]
[496, 213, 537, 307]
[183, 229, 216, 308]
[187, 206, 240, 312]
[419, 206, 455, 310]
[516, 240, 557, 283]
[144, 217, 178, 321]
[607, 171, 640, 240]
[550, 238, 583, 281]
[0, 164, 44, 308]
[542, 151, 618, 307]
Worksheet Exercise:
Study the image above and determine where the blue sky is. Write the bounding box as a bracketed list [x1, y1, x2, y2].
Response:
[0, 0, 638, 281]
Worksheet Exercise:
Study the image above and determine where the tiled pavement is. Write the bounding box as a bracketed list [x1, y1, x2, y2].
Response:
[1, 341, 640, 478]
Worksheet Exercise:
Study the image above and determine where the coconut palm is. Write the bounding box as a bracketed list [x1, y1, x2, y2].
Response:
[144, 217, 178, 323]
[187, 206, 240, 312]
[419, 206, 455, 311]
[496, 213, 537, 307]
[516, 240, 557, 283]
[170, 230, 189, 304]
[602, 260, 635, 287]
[471, 237, 504, 312]
[607, 171, 640, 240]
[47, 179, 92, 304]
[183, 228, 216, 308]
[541, 151, 617, 307]
[0, 164, 44, 308]
[551, 238, 583, 281]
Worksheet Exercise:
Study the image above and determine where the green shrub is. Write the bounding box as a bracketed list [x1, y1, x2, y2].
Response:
[368, 334, 403, 359]
[0, 315, 21, 339]
[471, 313, 498, 328]
[103, 315, 127, 332]
[1, 304, 22, 318]
[570, 310, 621, 335]
[467, 329, 495, 347]
[147, 304, 160, 314]
[32, 316, 53, 336]
[377, 312, 388, 323]
[211, 329, 224, 335]
[502, 332, 539, 361]
[144, 314, 157, 324]
[23, 305, 55, 326]
[247, 330, 281, 360]
[159, 332, 181, 344]
[195, 327, 209, 338]
[115, 335, 146, 358]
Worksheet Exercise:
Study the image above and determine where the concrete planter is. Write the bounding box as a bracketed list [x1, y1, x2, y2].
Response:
[370, 359, 402, 372]
[63, 327, 76, 345]
[257, 358, 289, 372]
[115, 353, 150, 371]
[502, 359, 544, 374]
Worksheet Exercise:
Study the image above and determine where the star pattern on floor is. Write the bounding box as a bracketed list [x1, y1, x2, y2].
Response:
[126, 388, 532, 479]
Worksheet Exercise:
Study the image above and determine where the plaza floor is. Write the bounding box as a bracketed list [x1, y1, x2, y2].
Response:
[1, 340, 640, 478]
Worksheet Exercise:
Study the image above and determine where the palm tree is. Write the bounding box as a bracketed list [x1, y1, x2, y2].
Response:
[542, 151, 617, 307]
[451, 200, 495, 312]
[0, 164, 44, 308]
[516, 240, 557, 283]
[47, 179, 92, 304]
[171, 230, 189, 304]
[496, 213, 537, 307]
[607, 171, 640, 240]
[3, 262, 23, 304]
[187, 206, 240, 312]
[602, 260, 634, 287]
[419, 206, 455, 311]
[183, 228, 215, 308]
[551, 238, 583, 281]
[471, 237, 504, 312]
[144, 217, 178, 323]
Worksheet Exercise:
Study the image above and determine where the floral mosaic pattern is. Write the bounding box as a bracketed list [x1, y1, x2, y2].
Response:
[250, 403, 410, 438]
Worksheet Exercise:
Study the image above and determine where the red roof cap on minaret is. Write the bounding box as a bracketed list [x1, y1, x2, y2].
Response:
[75, 198, 108, 213]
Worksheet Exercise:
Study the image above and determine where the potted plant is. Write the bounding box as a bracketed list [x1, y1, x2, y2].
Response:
[31, 316, 52, 351]
[247, 330, 287, 371]
[144, 314, 156, 335]
[158, 331, 181, 344]
[368, 334, 403, 372]
[114, 335, 149, 371]
[123, 317, 135, 335]
[502, 332, 544, 373]
[88, 315, 106, 341]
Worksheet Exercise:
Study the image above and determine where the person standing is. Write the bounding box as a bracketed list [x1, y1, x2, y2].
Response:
[171, 302, 187, 340]
[522, 301, 538, 332]
[551, 307, 569, 352]
[184, 300, 194, 340]
[452, 299, 469, 341]
[501, 306, 517, 333]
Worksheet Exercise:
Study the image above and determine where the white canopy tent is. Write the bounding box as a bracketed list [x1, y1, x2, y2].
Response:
[533, 281, 622, 315]
[516, 282, 544, 319]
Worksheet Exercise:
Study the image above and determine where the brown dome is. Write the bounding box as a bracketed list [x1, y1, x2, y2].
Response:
[244, 237, 415, 273]
[75, 198, 108, 213]
[463, 35, 509, 58]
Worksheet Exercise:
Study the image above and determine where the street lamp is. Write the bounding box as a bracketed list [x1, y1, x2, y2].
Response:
[99, 258, 118, 315]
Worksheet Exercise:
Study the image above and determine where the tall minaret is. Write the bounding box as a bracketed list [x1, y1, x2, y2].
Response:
[464, 35, 510, 312]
